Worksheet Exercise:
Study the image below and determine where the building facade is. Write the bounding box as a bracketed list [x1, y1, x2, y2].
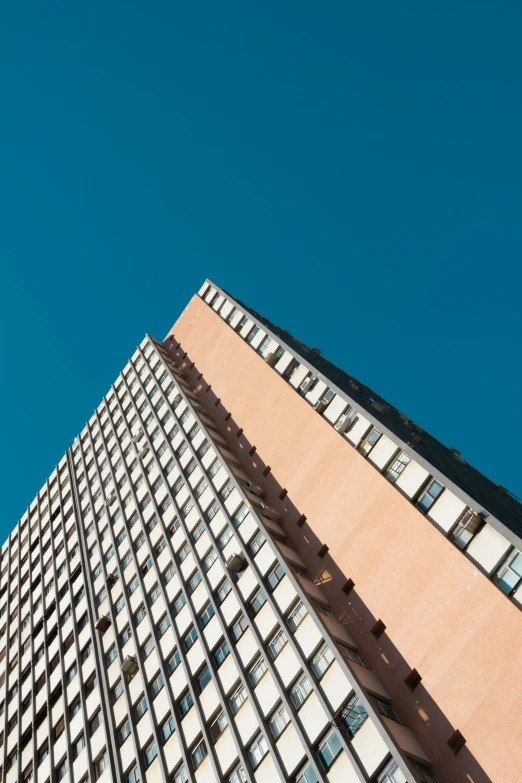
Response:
[0, 280, 520, 783]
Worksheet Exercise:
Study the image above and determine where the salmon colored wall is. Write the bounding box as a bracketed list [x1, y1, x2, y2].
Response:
[168, 296, 522, 783]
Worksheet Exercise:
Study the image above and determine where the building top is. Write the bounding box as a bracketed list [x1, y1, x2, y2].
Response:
[208, 280, 522, 543]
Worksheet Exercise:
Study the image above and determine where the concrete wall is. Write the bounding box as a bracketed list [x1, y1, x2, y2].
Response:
[169, 295, 522, 783]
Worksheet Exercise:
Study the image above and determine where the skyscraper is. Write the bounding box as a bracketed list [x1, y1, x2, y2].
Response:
[1, 280, 520, 783]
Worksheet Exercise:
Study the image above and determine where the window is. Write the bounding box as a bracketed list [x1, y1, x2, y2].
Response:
[143, 635, 155, 658]
[144, 740, 158, 768]
[177, 542, 190, 563]
[248, 734, 268, 769]
[209, 459, 222, 478]
[494, 548, 522, 594]
[106, 645, 118, 666]
[168, 648, 181, 673]
[173, 765, 189, 783]
[187, 571, 202, 594]
[338, 694, 368, 736]
[246, 657, 266, 688]
[96, 751, 109, 777]
[119, 719, 132, 745]
[69, 696, 82, 718]
[197, 440, 210, 458]
[290, 673, 312, 708]
[358, 427, 382, 456]
[266, 562, 285, 591]
[128, 575, 140, 595]
[317, 729, 342, 769]
[311, 643, 334, 678]
[417, 479, 444, 512]
[191, 521, 205, 542]
[85, 673, 98, 696]
[191, 740, 207, 769]
[377, 762, 404, 783]
[200, 602, 215, 627]
[287, 600, 307, 631]
[126, 765, 141, 783]
[269, 704, 289, 737]
[151, 673, 164, 697]
[90, 710, 102, 736]
[203, 549, 218, 572]
[450, 511, 483, 550]
[375, 699, 400, 721]
[246, 325, 259, 344]
[178, 691, 193, 716]
[173, 593, 186, 615]
[216, 579, 232, 604]
[38, 740, 49, 765]
[134, 695, 148, 720]
[220, 481, 233, 501]
[135, 604, 147, 624]
[196, 666, 211, 692]
[205, 501, 219, 523]
[214, 641, 229, 667]
[158, 614, 171, 636]
[385, 451, 411, 483]
[249, 530, 265, 556]
[231, 614, 248, 641]
[341, 645, 366, 667]
[183, 626, 198, 651]
[120, 625, 132, 647]
[210, 710, 228, 742]
[229, 684, 246, 714]
[249, 589, 267, 615]
[296, 763, 319, 783]
[160, 714, 176, 743]
[233, 504, 248, 527]
[257, 335, 272, 355]
[72, 733, 86, 759]
[267, 628, 287, 659]
[218, 527, 233, 550]
[112, 679, 124, 704]
[164, 563, 176, 583]
[149, 584, 161, 604]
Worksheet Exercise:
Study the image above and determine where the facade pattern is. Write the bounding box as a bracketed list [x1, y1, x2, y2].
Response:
[197, 281, 522, 610]
[0, 330, 439, 783]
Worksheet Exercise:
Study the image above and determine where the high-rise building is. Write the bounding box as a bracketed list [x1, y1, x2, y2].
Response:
[1, 280, 520, 783]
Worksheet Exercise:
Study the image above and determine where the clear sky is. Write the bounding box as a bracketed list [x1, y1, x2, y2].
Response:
[0, 1, 521, 537]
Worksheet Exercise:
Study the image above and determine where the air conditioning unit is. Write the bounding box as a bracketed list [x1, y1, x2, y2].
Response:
[95, 615, 111, 633]
[105, 573, 117, 587]
[132, 428, 144, 443]
[264, 353, 278, 367]
[300, 375, 317, 394]
[121, 655, 139, 678]
[173, 369, 188, 380]
[244, 480, 263, 496]
[314, 392, 334, 414]
[137, 447, 150, 460]
[334, 413, 357, 434]
[104, 492, 117, 508]
[255, 502, 279, 521]
[226, 553, 247, 573]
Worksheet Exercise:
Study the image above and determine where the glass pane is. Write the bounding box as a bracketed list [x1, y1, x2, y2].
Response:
[510, 551, 522, 578]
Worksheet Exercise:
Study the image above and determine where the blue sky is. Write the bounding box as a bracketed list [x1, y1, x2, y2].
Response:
[1, 1, 521, 536]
